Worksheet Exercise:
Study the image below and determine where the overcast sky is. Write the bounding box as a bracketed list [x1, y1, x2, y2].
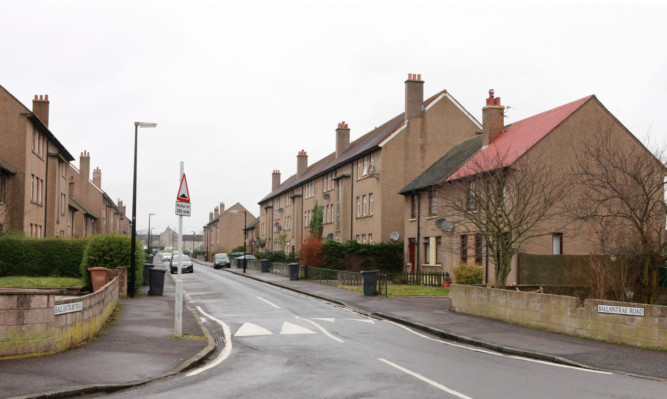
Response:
[1, 0, 665, 236]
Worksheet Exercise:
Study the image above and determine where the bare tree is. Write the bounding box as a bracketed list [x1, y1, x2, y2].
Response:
[568, 129, 666, 303]
[438, 148, 570, 288]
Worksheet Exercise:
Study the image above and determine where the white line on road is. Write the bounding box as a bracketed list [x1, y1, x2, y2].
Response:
[384, 320, 612, 375]
[378, 358, 473, 399]
[257, 296, 281, 309]
[295, 316, 344, 343]
[186, 306, 232, 377]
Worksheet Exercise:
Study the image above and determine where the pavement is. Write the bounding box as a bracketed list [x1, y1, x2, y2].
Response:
[1, 261, 665, 399]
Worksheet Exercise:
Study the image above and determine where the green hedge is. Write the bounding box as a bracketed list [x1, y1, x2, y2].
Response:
[322, 241, 403, 272]
[80, 234, 145, 290]
[0, 237, 88, 277]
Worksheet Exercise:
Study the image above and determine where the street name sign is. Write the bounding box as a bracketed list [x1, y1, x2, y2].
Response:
[597, 304, 644, 317]
[54, 301, 83, 315]
[175, 201, 191, 216]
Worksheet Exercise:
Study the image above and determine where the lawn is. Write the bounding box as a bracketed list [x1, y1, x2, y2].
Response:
[339, 284, 449, 296]
[0, 276, 83, 288]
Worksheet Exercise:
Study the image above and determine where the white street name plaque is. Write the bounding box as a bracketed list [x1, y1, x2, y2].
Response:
[175, 201, 191, 216]
[54, 301, 83, 315]
[597, 304, 644, 317]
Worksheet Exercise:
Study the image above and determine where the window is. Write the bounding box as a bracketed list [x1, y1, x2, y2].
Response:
[286, 194, 291, 206]
[369, 193, 374, 215]
[330, 205, 334, 223]
[410, 194, 417, 219]
[552, 233, 563, 255]
[363, 156, 368, 176]
[428, 190, 437, 216]
[357, 160, 362, 179]
[32, 128, 45, 158]
[356, 197, 361, 217]
[424, 237, 430, 264]
[475, 234, 483, 264]
[362, 234, 366, 244]
[369, 154, 374, 174]
[436, 237, 442, 264]
[467, 182, 477, 210]
[356, 234, 360, 243]
[60, 193, 66, 215]
[30, 175, 43, 205]
[368, 234, 373, 244]
[68, 209, 73, 226]
[362, 195, 367, 216]
[460, 235, 468, 263]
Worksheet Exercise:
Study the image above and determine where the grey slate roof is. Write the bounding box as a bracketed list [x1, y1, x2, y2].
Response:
[399, 134, 483, 195]
[259, 91, 450, 204]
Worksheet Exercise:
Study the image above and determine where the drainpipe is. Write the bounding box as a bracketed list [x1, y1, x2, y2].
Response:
[44, 150, 59, 237]
[350, 162, 354, 240]
[415, 190, 421, 275]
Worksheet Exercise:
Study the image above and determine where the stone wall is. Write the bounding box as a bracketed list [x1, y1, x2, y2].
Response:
[450, 284, 666, 350]
[0, 277, 119, 358]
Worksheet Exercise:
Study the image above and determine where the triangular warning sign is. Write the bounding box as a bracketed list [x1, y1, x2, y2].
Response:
[176, 174, 190, 203]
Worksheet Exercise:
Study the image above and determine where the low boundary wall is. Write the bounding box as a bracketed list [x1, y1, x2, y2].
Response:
[450, 284, 666, 350]
[0, 277, 119, 358]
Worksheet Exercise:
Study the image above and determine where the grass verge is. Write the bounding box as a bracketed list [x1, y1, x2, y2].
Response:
[338, 284, 449, 296]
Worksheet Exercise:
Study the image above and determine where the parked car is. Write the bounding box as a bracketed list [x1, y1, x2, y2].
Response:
[170, 254, 194, 273]
[162, 252, 172, 262]
[213, 253, 231, 269]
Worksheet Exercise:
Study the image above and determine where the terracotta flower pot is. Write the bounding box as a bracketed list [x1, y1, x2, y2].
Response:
[88, 267, 109, 292]
[442, 281, 450, 288]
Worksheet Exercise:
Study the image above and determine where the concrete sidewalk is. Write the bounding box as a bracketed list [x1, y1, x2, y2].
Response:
[216, 262, 666, 381]
[0, 269, 213, 399]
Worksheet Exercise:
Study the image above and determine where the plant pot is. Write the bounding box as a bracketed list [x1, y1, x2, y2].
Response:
[442, 281, 450, 288]
[88, 267, 109, 292]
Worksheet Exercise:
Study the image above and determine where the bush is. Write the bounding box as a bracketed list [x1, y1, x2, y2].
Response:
[0, 237, 88, 277]
[454, 263, 484, 285]
[300, 238, 323, 267]
[80, 234, 145, 290]
[322, 241, 403, 272]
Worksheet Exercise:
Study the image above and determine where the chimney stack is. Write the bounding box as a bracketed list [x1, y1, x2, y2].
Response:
[335, 121, 350, 159]
[405, 73, 424, 120]
[219, 202, 225, 213]
[32, 94, 50, 127]
[272, 169, 281, 190]
[297, 150, 308, 178]
[214, 206, 219, 219]
[209, 212, 213, 222]
[482, 89, 505, 147]
[79, 150, 91, 182]
[92, 167, 102, 189]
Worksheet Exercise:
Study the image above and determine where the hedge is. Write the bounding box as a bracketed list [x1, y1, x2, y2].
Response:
[80, 234, 145, 290]
[0, 237, 88, 277]
[322, 241, 403, 272]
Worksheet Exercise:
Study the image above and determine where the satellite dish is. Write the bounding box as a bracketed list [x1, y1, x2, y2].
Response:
[255, 237, 261, 243]
[274, 222, 280, 228]
[436, 218, 453, 232]
[326, 233, 334, 240]
[390, 231, 400, 242]
[323, 193, 330, 200]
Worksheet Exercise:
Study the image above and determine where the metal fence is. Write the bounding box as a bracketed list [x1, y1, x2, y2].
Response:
[383, 271, 448, 287]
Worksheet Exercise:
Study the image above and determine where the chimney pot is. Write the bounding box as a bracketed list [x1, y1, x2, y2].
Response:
[335, 121, 351, 159]
[482, 89, 505, 146]
[297, 150, 308, 178]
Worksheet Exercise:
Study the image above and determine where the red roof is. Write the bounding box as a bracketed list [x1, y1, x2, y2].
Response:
[448, 95, 593, 180]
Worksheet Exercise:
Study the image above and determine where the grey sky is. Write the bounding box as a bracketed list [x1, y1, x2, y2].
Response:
[1, 0, 665, 235]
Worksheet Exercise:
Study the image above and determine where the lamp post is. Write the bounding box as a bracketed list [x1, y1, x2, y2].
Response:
[192, 230, 196, 257]
[148, 213, 156, 255]
[230, 210, 247, 273]
[129, 121, 157, 298]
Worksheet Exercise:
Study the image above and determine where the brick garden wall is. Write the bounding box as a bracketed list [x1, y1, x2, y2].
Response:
[450, 284, 666, 350]
[0, 277, 119, 358]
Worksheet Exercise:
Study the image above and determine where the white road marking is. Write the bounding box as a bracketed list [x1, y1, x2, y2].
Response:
[350, 318, 375, 324]
[280, 322, 316, 335]
[257, 296, 281, 309]
[235, 322, 273, 337]
[295, 316, 344, 343]
[379, 358, 473, 399]
[312, 318, 335, 323]
[186, 307, 232, 377]
[384, 320, 612, 375]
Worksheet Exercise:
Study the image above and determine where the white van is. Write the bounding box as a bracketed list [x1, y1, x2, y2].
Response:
[213, 253, 230, 269]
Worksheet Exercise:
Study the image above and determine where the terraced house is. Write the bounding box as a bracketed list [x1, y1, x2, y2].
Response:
[0, 85, 130, 237]
[258, 74, 481, 254]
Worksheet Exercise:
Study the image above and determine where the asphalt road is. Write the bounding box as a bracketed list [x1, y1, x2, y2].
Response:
[95, 265, 666, 399]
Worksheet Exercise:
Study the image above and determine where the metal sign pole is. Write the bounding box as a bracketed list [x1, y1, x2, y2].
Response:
[175, 161, 184, 337]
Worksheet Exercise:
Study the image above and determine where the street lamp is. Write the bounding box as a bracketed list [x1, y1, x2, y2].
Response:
[229, 209, 247, 273]
[130, 121, 157, 298]
[148, 213, 156, 255]
[192, 230, 196, 257]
